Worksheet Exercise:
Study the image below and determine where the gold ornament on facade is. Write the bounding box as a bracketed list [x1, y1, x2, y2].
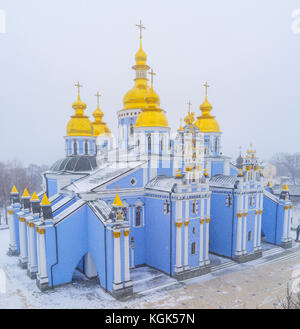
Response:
[113, 231, 121, 238]
[124, 230, 130, 237]
[175, 222, 183, 228]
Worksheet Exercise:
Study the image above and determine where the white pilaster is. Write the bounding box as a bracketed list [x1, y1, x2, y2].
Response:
[37, 228, 48, 285]
[175, 221, 183, 272]
[236, 194, 243, 255]
[199, 219, 204, 266]
[123, 230, 131, 287]
[242, 194, 248, 254]
[282, 206, 289, 242]
[8, 209, 17, 253]
[184, 221, 189, 270]
[19, 215, 28, 265]
[257, 193, 263, 249]
[113, 231, 122, 290]
[205, 218, 210, 264]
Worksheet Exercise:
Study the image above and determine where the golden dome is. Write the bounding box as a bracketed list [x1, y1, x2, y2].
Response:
[92, 105, 111, 137]
[135, 41, 147, 66]
[194, 96, 220, 133]
[122, 37, 150, 110]
[67, 88, 92, 136]
[135, 73, 168, 128]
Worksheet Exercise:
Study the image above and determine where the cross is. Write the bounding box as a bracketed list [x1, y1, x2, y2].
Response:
[148, 68, 156, 87]
[136, 19, 146, 39]
[95, 91, 101, 107]
[187, 101, 192, 113]
[203, 81, 210, 97]
[75, 81, 82, 97]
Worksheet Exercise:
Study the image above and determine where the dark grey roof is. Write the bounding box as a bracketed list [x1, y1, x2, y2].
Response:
[145, 175, 178, 192]
[209, 174, 239, 188]
[50, 156, 98, 172]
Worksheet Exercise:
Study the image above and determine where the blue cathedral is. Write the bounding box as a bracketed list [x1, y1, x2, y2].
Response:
[7, 22, 293, 299]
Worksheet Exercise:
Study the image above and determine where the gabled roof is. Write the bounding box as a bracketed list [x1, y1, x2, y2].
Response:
[145, 175, 178, 192]
[209, 174, 239, 189]
[63, 160, 147, 193]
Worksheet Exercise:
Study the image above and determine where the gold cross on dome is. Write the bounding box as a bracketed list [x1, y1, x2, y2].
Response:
[75, 81, 82, 97]
[136, 20, 146, 39]
[148, 68, 156, 87]
[95, 91, 101, 107]
[203, 81, 210, 97]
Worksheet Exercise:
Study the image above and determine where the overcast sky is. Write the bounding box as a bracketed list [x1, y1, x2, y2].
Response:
[0, 0, 299, 166]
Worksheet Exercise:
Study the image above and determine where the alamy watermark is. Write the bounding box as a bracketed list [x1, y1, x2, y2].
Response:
[0, 9, 6, 34]
[0, 268, 6, 294]
[291, 9, 300, 34]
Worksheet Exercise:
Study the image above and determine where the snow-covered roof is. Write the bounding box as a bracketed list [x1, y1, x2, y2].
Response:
[145, 175, 178, 192]
[264, 190, 279, 203]
[52, 196, 74, 213]
[209, 174, 238, 189]
[88, 200, 112, 223]
[54, 199, 86, 225]
[63, 160, 147, 193]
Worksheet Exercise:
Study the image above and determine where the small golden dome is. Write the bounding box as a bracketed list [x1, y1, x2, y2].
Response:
[194, 96, 220, 133]
[67, 92, 92, 137]
[135, 41, 147, 66]
[135, 80, 168, 128]
[92, 106, 111, 137]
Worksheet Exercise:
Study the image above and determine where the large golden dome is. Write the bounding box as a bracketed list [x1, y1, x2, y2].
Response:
[67, 94, 92, 136]
[122, 39, 150, 110]
[135, 77, 168, 128]
[194, 96, 220, 133]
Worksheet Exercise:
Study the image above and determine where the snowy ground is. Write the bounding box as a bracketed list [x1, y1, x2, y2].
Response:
[0, 228, 299, 309]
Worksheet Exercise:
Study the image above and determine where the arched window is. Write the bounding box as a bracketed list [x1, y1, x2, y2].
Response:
[214, 138, 218, 153]
[84, 140, 89, 155]
[191, 242, 196, 255]
[130, 123, 134, 136]
[147, 135, 151, 153]
[135, 207, 142, 227]
[73, 140, 78, 155]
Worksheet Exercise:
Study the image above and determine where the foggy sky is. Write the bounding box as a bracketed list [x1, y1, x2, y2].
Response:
[0, 0, 300, 166]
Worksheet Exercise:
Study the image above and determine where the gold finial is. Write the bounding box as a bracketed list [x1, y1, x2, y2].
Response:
[148, 68, 156, 88]
[75, 81, 82, 98]
[136, 19, 146, 40]
[203, 81, 210, 98]
[95, 91, 101, 107]
[41, 193, 51, 206]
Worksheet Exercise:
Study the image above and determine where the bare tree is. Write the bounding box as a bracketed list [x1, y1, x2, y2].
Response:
[0, 159, 48, 224]
[270, 153, 300, 184]
[281, 285, 300, 309]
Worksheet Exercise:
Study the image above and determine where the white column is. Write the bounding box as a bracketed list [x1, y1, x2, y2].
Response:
[199, 219, 204, 265]
[288, 205, 292, 239]
[123, 230, 131, 287]
[38, 228, 48, 285]
[175, 222, 183, 272]
[19, 215, 28, 265]
[257, 193, 263, 248]
[205, 218, 210, 264]
[8, 209, 17, 253]
[28, 223, 37, 273]
[113, 231, 122, 289]
[236, 194, 243, 255]
[242, 194, 248, 254]
[282, 206, 289, 241]
[184, 221, 189, 270]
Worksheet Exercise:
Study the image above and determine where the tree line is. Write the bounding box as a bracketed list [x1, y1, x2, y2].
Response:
[0, 159, 48, 224]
